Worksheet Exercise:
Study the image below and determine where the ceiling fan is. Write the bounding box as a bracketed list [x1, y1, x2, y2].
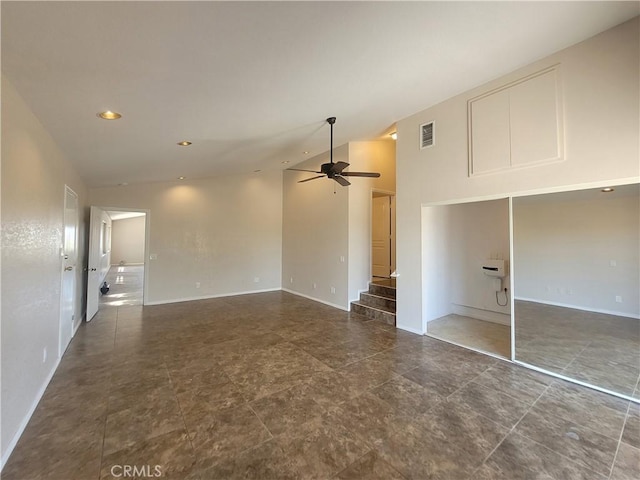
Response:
[288, 117, 381, 186]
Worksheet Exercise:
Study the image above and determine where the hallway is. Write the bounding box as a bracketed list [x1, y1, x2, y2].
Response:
[99, 265, 144, 307]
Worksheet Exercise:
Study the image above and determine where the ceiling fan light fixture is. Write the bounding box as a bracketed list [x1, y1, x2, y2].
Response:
[292, 116, 381, 187]
[178, 176, 186, 180]
[97, 110, 122, 120]
[601, 187, 614, 193]
[177, 141, 192, 146]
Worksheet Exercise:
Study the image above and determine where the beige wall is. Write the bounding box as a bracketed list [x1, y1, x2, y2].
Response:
[396, 18, 640, 333]
[111, 215, 145, 265]
[89, 171, 283, 304]
[1, 75, 88, 465]
[282, 140, 395, 309]
[282, 144, 350, 308]
[348, 141, 396, 303]
[514, 188, 639, 317]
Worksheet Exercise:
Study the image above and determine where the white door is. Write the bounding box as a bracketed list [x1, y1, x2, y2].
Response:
[60, 186, 78, 355]
[87, 206, 111, 321]
[372, 195, 392, 278]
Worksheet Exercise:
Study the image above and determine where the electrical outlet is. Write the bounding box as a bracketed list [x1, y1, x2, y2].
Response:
[254, 277, 260, 283]
[616, 295, 623, 303]
[42, 347, 47, 364]
[290, 277, 293, 284]
[610, 260, 617, 267]
[149, 253, 158, 260]
[312, 283, 317, 289]
[339, 256, 345, 263]
[195, 282, 200, 289]
[330, 287, 336, 294]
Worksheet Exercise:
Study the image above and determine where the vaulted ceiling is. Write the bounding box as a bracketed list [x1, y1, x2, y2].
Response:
[2, 1, 637, 187]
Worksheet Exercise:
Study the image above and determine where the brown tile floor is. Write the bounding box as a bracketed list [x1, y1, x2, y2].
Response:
[3, 292, 639, 479]
[427, 314, 511, 359]
[515, 301, 640, 398]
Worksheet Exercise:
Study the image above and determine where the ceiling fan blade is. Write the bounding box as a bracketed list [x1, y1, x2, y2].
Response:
[333, 176, 351, 187]
[340, 171, 381, 178]
[331, 161, 350, 174]
[288, 168, 322, 173]
[298, 175, 325, 183]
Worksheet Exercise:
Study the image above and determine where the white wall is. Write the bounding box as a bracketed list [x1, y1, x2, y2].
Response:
[422, 199, 510, 328]
[396, 18, 639, 333]
[448, 200, 510, 322]
[1, 75, 88, 466]
[111, 215, 145, 265]
[347, 141, 396, 303]
[282, 145, 350, 309]
[281, 141, 395, 310]
[513, 187, 639, 318]
[421, 206, 452, 326]
[89, 171, 283, 305]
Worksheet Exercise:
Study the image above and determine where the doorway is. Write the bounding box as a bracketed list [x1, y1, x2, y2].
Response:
[59, 186, 78, 355]
[371, 192, 396, 282]
[87, 207, 148, 321]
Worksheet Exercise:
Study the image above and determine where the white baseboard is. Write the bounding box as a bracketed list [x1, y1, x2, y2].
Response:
[281, 288, 349, 311]
[515, 297, 640, 320]
[396, 324, 425, 335]
[0, 356, 61, 471]
[451, 304, 511, 326]
[144, 288, 281, 306]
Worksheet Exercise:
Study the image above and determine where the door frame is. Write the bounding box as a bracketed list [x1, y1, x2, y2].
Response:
[87, 206, 150, 319]
[371, 189, 396, 279]
[59, 185, 79, 356]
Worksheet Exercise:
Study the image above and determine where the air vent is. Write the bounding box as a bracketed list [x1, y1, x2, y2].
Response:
[420, 121, 434, 149]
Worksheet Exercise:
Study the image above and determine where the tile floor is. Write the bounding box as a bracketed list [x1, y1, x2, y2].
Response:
[515, 301, 640, 398]
[3, 292, 639, 479]
[427, 314, 511, 359]
[100, 265, 144, 307]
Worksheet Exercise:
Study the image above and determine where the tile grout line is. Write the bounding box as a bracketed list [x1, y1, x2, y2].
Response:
[97, 305, 120, 480]
[470, 375, 554, 477]
[607, 401, 632, 480]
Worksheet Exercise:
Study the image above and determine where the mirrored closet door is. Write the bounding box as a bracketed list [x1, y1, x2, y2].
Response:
[512, 183, 640, 399]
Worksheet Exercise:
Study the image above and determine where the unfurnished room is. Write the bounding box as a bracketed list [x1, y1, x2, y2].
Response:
[1, 2, 639, 479]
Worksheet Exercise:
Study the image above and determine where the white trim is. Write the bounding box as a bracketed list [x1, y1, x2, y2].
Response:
[515, 297, 640, 320]
[451, 304, 511, 326]
[0, 356, 61, 471]
[145, 288, 282, 306]
[513, 360, 640, 404]
[425, 333, 510, 361]
[396, 324, 425, 335]
[282, 288, 349, 311]
[349, 287, 370, 306]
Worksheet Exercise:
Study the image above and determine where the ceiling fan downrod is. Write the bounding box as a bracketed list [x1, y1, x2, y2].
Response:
[327, 117, 336, 165]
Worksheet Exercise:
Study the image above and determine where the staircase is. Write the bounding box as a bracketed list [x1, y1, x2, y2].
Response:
[351, 282, 396, 326]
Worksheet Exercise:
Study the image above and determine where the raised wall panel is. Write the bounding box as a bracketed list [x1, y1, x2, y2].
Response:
[510, 69, 562, 166]
[469, 89, 511, 174]
[468, 66, 563, 176]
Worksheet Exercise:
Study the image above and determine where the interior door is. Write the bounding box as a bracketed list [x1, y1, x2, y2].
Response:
[87, 206, 111, 321]
[372, 195, 392, 278]
[60, 186, 78, 354]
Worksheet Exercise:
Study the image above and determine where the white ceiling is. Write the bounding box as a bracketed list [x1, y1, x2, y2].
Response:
[2, 1, 638, 187]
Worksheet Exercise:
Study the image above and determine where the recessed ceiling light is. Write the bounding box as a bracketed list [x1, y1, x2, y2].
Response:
[178, 176, 185, 180]
[118, 182, 128, 186]
[177, 141, 192, 146]
[97, 110, 122, 120]
[303, 151, 309, 155]
[254, 169, 262, 173]
[390, 132, 397, 140]
[601, 187, 614, 193]
[281, 161, 290, 164]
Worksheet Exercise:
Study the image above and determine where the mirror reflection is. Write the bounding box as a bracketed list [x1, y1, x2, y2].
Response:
[513, 184, 640, 398]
